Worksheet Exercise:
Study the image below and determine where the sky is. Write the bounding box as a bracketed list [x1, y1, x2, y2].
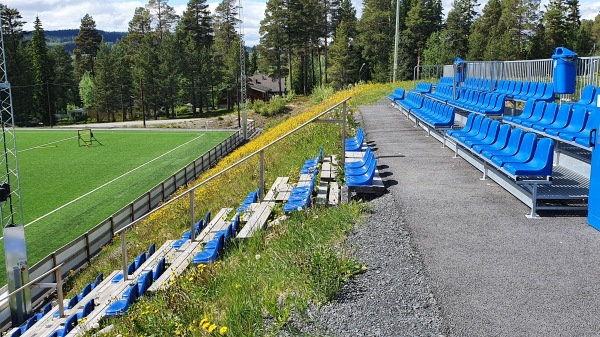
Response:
[3, 0, 600, 47]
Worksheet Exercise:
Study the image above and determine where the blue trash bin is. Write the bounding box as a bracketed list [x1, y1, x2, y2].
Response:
[552, 47, 577, 94]
[454, 57, 466, 84]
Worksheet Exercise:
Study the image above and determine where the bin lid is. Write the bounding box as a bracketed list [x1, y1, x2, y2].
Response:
[552, 47, 578, 59]
[453, 57, 465, 64]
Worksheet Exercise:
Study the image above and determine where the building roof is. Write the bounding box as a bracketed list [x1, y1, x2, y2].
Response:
[248, 74, 284, 94]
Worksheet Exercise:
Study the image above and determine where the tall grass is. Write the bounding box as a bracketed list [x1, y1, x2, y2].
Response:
[62, 82, 412, 336]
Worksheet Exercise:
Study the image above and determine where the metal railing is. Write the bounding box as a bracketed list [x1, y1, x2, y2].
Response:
[415, 56, 600, 102]
[0, 97, 348, 331]
[0, 121, 255, 330]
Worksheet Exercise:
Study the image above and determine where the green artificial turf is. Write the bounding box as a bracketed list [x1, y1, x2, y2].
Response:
[0, 129, 232, 283]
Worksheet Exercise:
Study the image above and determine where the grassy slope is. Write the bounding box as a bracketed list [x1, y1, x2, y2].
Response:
[2, 130, 232, 283]
[57, 82, 408, 336]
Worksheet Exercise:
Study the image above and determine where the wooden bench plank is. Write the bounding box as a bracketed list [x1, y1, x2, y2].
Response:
[196, 208, 232, 243]
[264, 177, 289, 202]
[240, 203, 260, 222]
[297, 174, 313, 187]
[328, 182, 340, 206]
[148, 241, 201, 292]
[316, 181, 329, 205]
[237, 202, 274, 239]
[275, 183, 292, 202]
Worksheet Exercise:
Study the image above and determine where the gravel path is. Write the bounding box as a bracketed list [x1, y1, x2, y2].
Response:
[300, 100, 600, 336]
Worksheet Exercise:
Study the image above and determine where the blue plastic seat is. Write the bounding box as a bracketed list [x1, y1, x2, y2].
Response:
[193, 235, 225, 265]
[9, 328, 21, 337]
[76, 299, 95, 321]
[19, 315, 37, 334]
[560, 110, 600, 143]
[171, 238, 189, 250]
[457, 118, 492, 143]
[504, 99, 535, 123]
[545, 106, 588, 137]
[50, 313, 78, 337]
[490, 133, 537, 167]
[346, 154, 376, 176]
[346, 158, 377, 187]
[77, 283, 92, 302]
[530, 82, 546, 100]
[148, 243, 156, 257]
[35, 302, 52, 320]
[574, 85, 596, 106]
[153, 257, 166, 281]
[446, 114, 477, 138]
[346, 148, 373, 169]
[503, 138, 554, 177]
[512, 100, 546, 125]
[134, 252, 147, 270]
[387, 88, 405, 101]
[448, 114, 483, 139]
[481, 128, 525, 159]
[465, 120, 500, 148]
[53, 295, 78, 318]
[90, 273, 104, 290]
[112, 261, 136, 283]
[521, 102, 558, 128]
[472, 124, 511, 153]
[532, 103, 572, 132]
[105, 284, 139, 316]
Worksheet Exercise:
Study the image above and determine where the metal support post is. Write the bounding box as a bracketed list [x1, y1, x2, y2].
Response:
[189, 191, 195, 241]
[259, 150, 265, 201]
[526, 184, 541, 219]
[55, 265, 64, 318]
[121, 231, 128, 282]
[342, 101, 347, 166]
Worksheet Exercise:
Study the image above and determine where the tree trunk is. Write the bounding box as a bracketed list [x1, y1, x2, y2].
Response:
[277, 53, 283, 95]
[288, 48, 293, 94]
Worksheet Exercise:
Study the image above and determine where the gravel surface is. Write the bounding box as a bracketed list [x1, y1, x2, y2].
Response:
[289, 100, 600, 336]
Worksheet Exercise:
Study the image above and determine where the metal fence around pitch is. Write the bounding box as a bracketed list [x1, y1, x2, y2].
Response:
[413, 56, 600, 102]
[0, 121, 255, 330]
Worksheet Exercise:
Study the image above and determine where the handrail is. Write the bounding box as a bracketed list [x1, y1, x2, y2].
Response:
[0, 264, 63, 303]
[114, 97, 351, 236]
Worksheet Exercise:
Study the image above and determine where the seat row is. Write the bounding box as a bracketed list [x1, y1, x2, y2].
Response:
[395, 92, 424, 112]
[112, 242, 157, 283]
[504, 99, 600, 149]
[436, 77, 454, 87]
[425, 85, 454, 102]
[447, 114, 554, 178]
[283, 147, 324, 211]
[8, 272, 105, 337]
[414, 82, 433, 93]
[574, 85, 600, 109]
[462, 77, 496, 92]
[387, 88, 405, 102]
[192, 214, 240, 265]
[237, 186, 261, 213]
[345, 147, 378, 187]
[409, 98, 455, 128]
[346, 127, 365, 152]
[495, 80, 555, 102]
[105, 255, 167, 318]
[171, 214, 209, 249]
[451, 89, 506, 115]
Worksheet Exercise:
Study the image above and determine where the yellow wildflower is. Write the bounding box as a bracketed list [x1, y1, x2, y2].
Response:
[175, 330, 181, 335]
[209, 324, 217, 332]
[202, 322, 210, 329]
[219, 326, 228, 335]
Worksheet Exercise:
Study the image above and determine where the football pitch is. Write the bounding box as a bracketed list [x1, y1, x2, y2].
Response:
[0, 128, 233, 283]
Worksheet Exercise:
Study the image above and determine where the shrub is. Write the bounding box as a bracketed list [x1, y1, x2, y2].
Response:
[310, 85, 335, 104]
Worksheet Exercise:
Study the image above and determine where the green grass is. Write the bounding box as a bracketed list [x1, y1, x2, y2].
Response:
[1, 129, 232, 283]
[43, 83, 408, 336]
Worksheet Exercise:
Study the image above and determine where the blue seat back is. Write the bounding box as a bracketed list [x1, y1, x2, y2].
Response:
[527, 101, 547, 122]
[529, 138, 555, 176]
[79, 283, 92, 299]
[504, 128, 525, 155]
[148, 243, 156, 257]
[582, 110, 600, 133]
[577, 85, 596, 105]
[80, 299, 95, 318]
[484, 121, 501, 141]
[138, 271, 153, 296]
[568, 106, 589, 131]
[514, 133, 538, 161]
[153, 257, 166, 280]
[127, 261, 136, 275]
[534, 82, 546, 97]
[204, 211, 211, 225]
[67, 295, 78, 309]
[526, 82, 538, 96]
[63, 314, 78, 333]
[94, 273, 104, 285]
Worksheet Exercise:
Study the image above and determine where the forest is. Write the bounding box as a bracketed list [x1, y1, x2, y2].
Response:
[1, 0, 600, 126]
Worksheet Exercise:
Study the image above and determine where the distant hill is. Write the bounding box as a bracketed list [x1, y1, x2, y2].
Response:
[25, 29, 127, 54]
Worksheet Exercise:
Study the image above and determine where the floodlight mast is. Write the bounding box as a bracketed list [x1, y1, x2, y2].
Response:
[239, 0, 247, 140]
[0, 20, 32, 324]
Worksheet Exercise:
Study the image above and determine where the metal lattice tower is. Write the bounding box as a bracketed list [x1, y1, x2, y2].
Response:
[239, 0, 247, 140]
[0, 21, 24, 229]
[0, 20, 31, 325]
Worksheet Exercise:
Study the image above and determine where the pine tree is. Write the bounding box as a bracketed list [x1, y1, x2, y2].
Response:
[576, 19, 595, 56]
[592, 13, 600, 55]
[423, 30, 455, 65]
[74, 14, 103, 77]
[444, 0, 478, 59]
[93, 42, 118, 122]
[49, 45, 77, 116]
[29, 16, 53, 125]
[177, 0, 214, 115]
[260, 0, 289, 94]
[214, 0, 240, 110]
[357, 0, 396, 82]
[329, 20, 359, 88]
[146, 0, 180, 42]
[467, 0, 502, 60]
